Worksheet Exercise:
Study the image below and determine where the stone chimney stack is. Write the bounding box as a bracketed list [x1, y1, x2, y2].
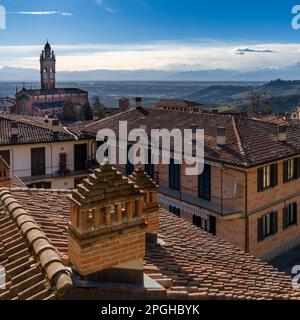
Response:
[52, 119, 60, 133]
[10, 121, 19, 140]
[278, 124, 287, 142]
[216, 127, 226, 147]
[0, 156, 10, 182]
[135, 97, 142, 108]
[68, 160, 146, 285]
[119, 98, 130, 111]
[129, 167, 159, 244]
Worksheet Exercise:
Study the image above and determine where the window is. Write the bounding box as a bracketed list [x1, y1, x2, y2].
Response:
[257, 163, 278, 192]
[126, 145, 134, 175]
[169, 206, 180, 217]
[0, 150, 10, 165]
[169, 158, 180, 191]
[257, 212, 278, 242]
[193, 214, 216, 236]
[283, 158, 300, 183]
[31, 147, 45, 176]
[198, 164, 211, 201]
[283, 203, 297, 229]
[27, 182, 51, 189]
[145, 148, 154, 178]
[74, 144, 87, 171]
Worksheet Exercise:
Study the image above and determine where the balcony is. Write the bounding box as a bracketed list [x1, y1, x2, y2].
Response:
[159, 185, 243, 217]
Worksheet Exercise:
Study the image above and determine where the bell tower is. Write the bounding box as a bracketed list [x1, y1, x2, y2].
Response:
[40, 41, 56, 91]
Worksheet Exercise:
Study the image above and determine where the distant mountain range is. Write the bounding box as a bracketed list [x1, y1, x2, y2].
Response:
[1, 62, 300, 81]
[186, 79, 300, 111]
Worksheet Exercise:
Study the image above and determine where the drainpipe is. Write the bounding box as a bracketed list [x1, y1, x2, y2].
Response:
[221, 165, 223, 216]
[244, 170, 249, 253]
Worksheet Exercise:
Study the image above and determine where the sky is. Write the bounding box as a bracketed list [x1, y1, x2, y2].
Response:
[1, 0, 300, 71]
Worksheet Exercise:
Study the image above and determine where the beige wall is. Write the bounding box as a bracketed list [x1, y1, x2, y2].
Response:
[0, 139, 92, 189]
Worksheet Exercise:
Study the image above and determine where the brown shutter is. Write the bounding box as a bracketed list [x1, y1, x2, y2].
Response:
[271, 211, 278, 235]
[272, 163, 278, 187]
[283, 160, 288, 183]
[59, 153, 67, 174]
[257, 167, 264, 192]
[257, 218, 264, 242]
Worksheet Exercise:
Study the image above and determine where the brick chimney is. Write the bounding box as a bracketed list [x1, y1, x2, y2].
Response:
[0, 156, 10, 182]
[216, 127, 226, 147]
[119, 98, 130, 111]
[135, 97, 142, 108]
[68, 160, 146, 284]
[278, 124, 287, 142]
[129, 167, 159, 244]
[10, 121, 19, 140]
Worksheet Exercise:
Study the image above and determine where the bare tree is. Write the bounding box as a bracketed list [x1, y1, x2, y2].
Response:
[248, 91, 264, 114]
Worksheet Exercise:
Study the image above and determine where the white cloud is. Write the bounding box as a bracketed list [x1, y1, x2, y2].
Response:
[8, 11, 72, 16]
[95, 0, 104, 6]
[1, 41, 300, 72]
[105, 7, 116, 14]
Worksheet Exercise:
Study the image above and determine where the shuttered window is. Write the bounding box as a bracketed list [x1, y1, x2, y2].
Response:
[283, 203, 297, 229]
[31, 147, 45, 176]
[257, 212, 278, 242]
[192, 214, 216, 236]
[169, 206, 180, 217]
[257, 163, 278, 192]
[145, 148, 154, 178]
[198, 164, 211, 201]
[169, 158, 180, 191]
[126, 145, 134, 175]
[283, 158, 300, 183]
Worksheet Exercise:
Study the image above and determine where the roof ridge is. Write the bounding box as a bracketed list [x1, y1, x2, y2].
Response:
[231, 116, 249, 165]
[84, 108, 134, 128]
[0, 188, 73, 293]
[0, 113, 74, 137]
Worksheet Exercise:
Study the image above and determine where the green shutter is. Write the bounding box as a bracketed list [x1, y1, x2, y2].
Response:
[257, 167, 264, 192]
[283, 207, 289, 229]
[272, 163, 278, 187]
[257, 218, 264, 242]
[271, 211, 278, 235]
[283, 160, 288, 183]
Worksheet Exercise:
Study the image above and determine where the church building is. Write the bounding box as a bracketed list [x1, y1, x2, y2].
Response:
[15, 41, 88, 117]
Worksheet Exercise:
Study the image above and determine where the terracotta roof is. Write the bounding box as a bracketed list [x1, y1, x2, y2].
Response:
[16, 87, 88, 97]
[81, 108, 300, 168]
[1, 187, 299, 300]
[0, 113, 76, 145]
[0, 189, 72, 300]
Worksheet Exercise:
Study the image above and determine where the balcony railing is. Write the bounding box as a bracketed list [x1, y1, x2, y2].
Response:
[159, 181, 243, 216]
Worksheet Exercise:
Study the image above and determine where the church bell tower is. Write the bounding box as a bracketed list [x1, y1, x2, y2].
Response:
[40, 41, 56, 91]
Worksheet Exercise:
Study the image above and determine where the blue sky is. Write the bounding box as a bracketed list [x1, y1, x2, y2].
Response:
[1, 0, 300, 71]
